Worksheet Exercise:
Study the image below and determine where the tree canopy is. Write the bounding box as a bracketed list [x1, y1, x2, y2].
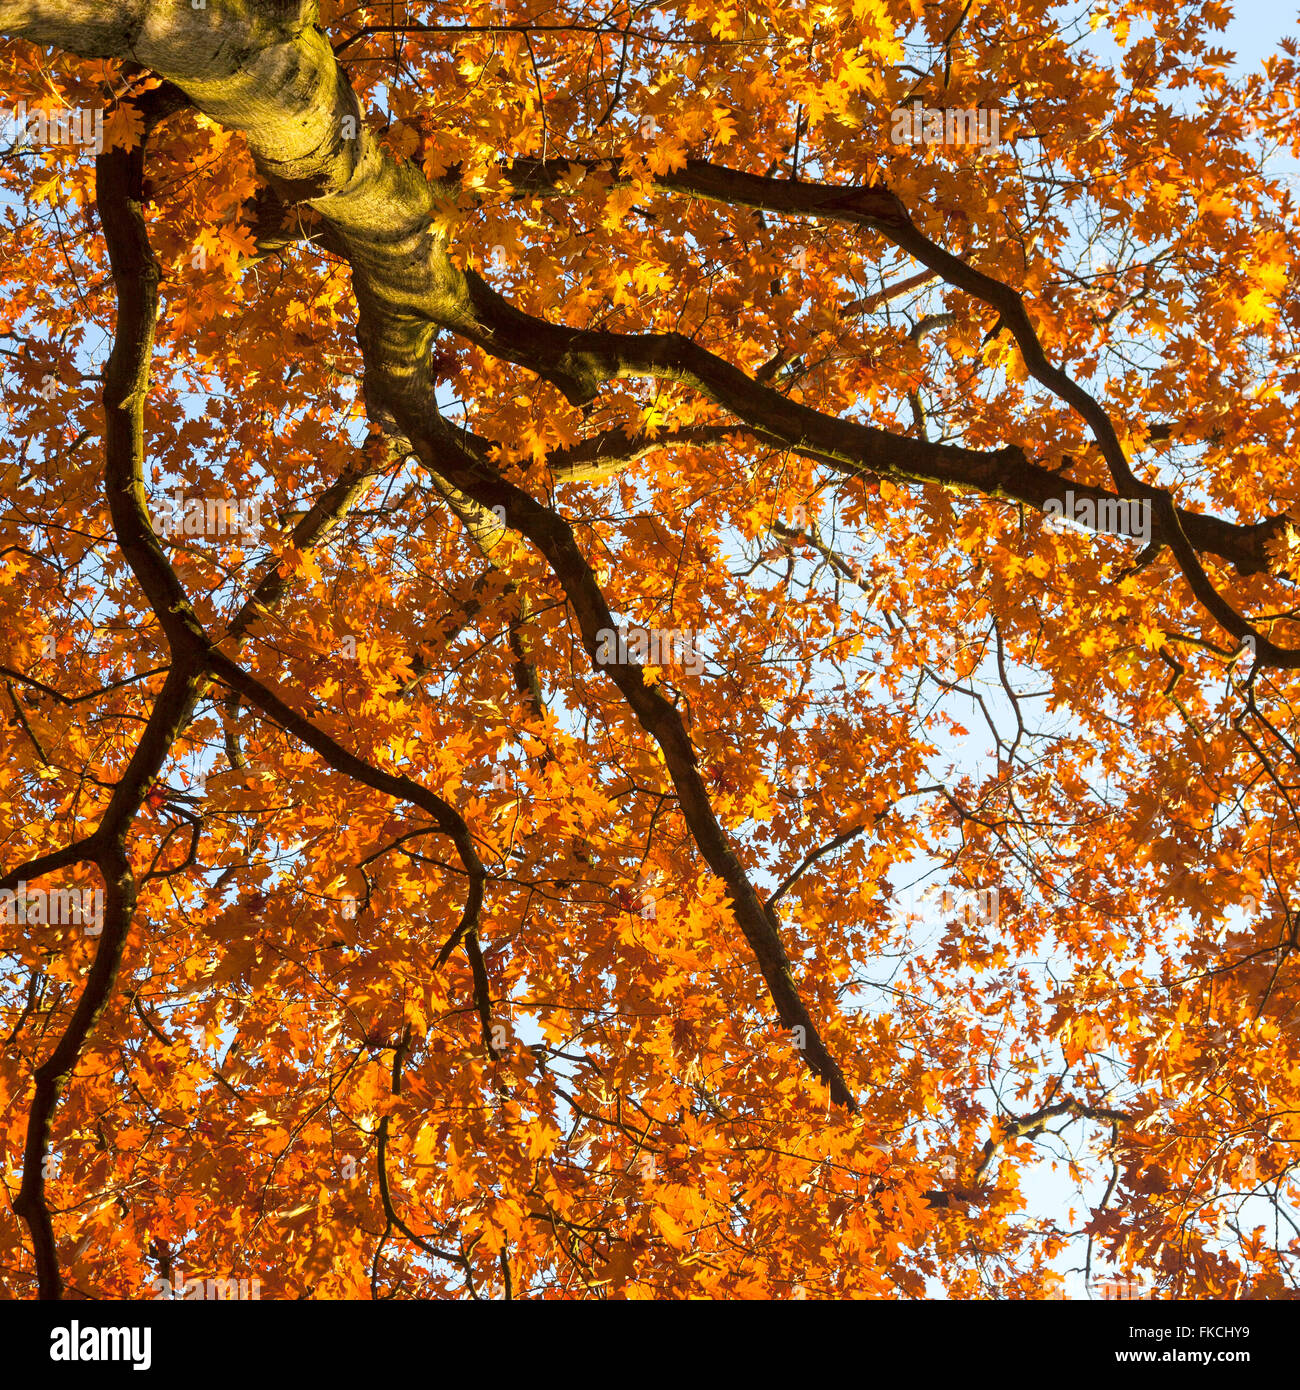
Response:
[0, 0, 1298, 1300]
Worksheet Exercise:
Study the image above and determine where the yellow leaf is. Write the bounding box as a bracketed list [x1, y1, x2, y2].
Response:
[651, 1208, 691, 1248]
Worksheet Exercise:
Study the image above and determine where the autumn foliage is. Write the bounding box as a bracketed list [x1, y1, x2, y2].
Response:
[0, 0, 1298, 1300]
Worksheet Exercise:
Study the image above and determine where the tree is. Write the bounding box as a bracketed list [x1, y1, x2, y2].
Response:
[0, 0, 1296, 1301]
